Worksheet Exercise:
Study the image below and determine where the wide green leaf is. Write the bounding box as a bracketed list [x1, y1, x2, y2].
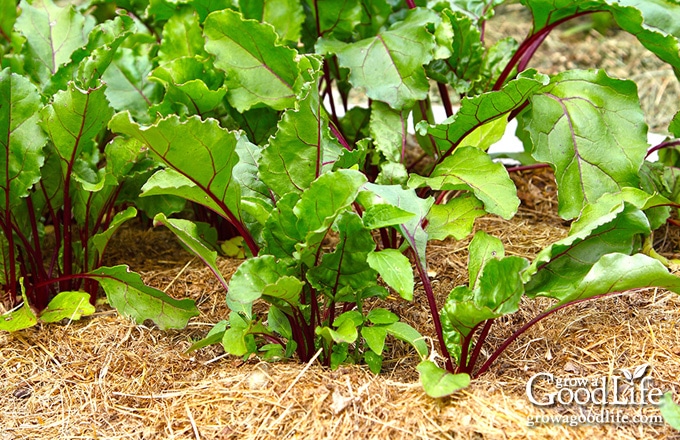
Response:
[417, 360, 470, 398]
[468, 230, 504, 290]
[40, 81, 112, 183]
[0, 0, 16, 43]
[91, 265, 200, 330]
[259, 74, 343, 197]
[317, 8, 439, 110]
[102, 47, 161, 123]
[409, 146, 519, 220]
[0, 69, 46, 208]
[15, 0, 89, 86]
[204, 8, 300, 111]
[524, 70, 648, 219]
[158, 8, 207, 64]
[110, 113, 244, 222]
[362, 325, 388, 354]
[240, 0, 304, 42]
[370, 101, 408, 163]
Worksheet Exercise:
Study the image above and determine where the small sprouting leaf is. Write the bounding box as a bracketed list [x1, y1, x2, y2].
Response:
[39, 291, 95, 323]
[91, 207, 137, 261]
[227, 255, 301, 314]
[385, 321, 428, 359]
[318, 8, 439, 110]
[660, 393, 680, 430]
[364, 350, 383, 374]
[0, 288, 37, 332]
[316, 318, 359, 344]
[417, 360, 470, 398]
[222, 312, 252, 356]
[409, 146, 519, 220]
[468, 231, 504, 290]
[90, 265, 199, 330]
[425, 194, 485, 242]
[204, 8, 300, 111]
[362, 326, 388, 354]
[366, 249, 414, 301]
[186, 320, 227, 353]
[524, 70, 648, 219]
[366, 308, 399, 325]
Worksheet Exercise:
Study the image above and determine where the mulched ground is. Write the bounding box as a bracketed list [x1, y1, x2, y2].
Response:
[2, 5, 680, 440]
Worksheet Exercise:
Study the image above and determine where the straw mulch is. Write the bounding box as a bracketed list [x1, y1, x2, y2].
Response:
[2, 168, 680, 440]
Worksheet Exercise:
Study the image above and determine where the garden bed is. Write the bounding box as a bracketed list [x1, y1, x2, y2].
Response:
[2, 168, 679, 439]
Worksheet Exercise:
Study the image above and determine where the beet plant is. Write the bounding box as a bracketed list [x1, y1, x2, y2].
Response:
[0, 0, 198, 330]
[8, 0, 680, 400]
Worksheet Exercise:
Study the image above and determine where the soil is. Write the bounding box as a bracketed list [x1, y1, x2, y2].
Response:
[2, 6, 680, 440]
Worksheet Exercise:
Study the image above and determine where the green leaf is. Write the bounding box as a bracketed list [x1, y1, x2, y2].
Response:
[417, 360, 470, 398]
[39, 291, 95, 323]
[240, 0, 304, 42]
[90, 265, 199, 330]
[158, 8, 207, 64]
[262, 193, 303, 259]
[468, 230, 504, 290]
[409, 146, 519, 220]
[204, 8, 300, 111]
[303, 0, 363, 44]
[385, 321, 428, 358]
[0, 69, 46, 208]
[91, 207, 137, 262]
[268, 306, 292, 339]
[186, 320, 227, 353]
[317, 317, 359, 344]
[222, 311, 252, 356]
[524, 200, 652, 300]
[362, 204, 417, 229]
[524, 70, 649, 219]
[40, 82, 112, 183]
[364, 350, 383, 374]
[660, 393, 680, 430]
[307, 213, 377, 298]
[359, 183, 433, 268]
[0, 288, 37, 332]
[370, 101, 408, 163]
[318, 8, 439, 110]
[367, 249, 414, 301]
[552, 253, 680, 306]
[227, 255, 300, 314]
[294, 169, 368, 235]
[15, 0, 89, 85]
[425, 194, 485, 241]
[426, 9, 483, 94]
[366, 308, 399, 325]
[259, 74, 343, 197]
[362, 325, 388, 354]
[153, 214, 229, 290]
[418, 70, 548, 155]
[149, 57, 227, 118]
[111, 113, 244, 222]
[102, 47, 161, 123]
[0, 0, 16, 43]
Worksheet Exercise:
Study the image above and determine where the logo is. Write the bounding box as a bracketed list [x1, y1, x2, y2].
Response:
[526, 364, 663, 407]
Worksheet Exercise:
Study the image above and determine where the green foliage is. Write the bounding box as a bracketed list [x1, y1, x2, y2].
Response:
[4, 0, 680, 402]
